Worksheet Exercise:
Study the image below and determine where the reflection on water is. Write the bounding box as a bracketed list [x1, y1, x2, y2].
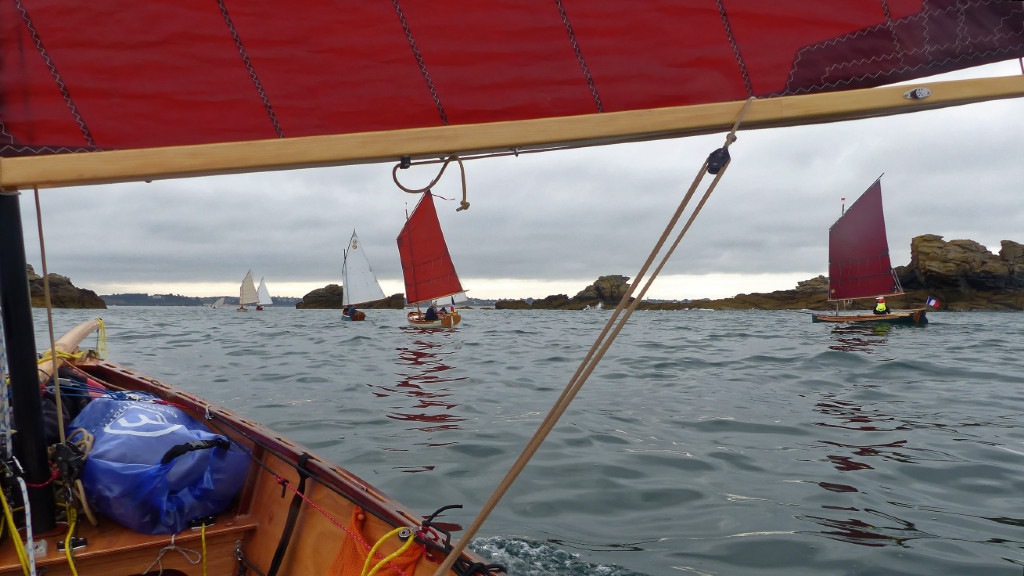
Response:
[797, 509, 926, 547]
[828, 323, 892, 353]
[376, 333, 467, 438]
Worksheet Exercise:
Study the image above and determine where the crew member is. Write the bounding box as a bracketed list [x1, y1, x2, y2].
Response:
[874, 296, 889, 315]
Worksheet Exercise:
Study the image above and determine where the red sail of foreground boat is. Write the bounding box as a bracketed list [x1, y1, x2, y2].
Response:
[397, 193, 465, 328]
[2, 2, 1022, 574]
[812, 179, 928, 325]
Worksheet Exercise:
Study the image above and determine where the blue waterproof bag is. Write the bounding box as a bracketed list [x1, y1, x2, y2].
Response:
[70, 394, 248, 534]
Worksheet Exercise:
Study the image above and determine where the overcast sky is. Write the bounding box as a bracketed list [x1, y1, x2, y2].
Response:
[17, 61, 1024, 301]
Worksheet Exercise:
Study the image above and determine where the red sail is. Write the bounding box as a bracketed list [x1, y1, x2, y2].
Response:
[396, 193, 463, 305]
[3, 1, 1023, 157]
[827, 180, 895, 301]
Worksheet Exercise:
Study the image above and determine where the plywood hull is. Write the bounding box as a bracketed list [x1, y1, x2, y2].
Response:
[407, 311, 462, 328]
[1, 322, 499, 576]
[812, 308, 928, 325]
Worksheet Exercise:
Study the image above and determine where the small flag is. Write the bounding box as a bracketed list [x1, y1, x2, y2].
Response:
[451, 296, 456, 310]
[925, 296, 940, 308]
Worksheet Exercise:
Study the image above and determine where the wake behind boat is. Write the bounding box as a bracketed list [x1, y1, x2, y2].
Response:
[397, 193, 465, 328]
[341, 229, 386, 322]
[812, 179, 928, 325]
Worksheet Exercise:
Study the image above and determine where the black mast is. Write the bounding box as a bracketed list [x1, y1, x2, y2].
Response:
[0, 191, 57, 532]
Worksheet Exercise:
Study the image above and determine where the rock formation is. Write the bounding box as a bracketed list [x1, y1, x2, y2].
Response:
[28, 265, 106, 309]
[494, 236, 1024, 312]
[495, 275, 632, 310]
[685, 236, 1024, 311]
[295, 284, 404, 309]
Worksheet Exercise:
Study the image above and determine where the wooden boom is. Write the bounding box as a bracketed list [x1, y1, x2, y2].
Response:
[2, 75, 1023, 191]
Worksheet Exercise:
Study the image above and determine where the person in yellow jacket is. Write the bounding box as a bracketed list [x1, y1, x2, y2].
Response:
[874, 296, 890, 315]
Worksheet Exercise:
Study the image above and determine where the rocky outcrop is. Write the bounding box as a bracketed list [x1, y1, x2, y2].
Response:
[496, 275, 632, 310]
[295, 284, 404, 309]
[495, 236, 1024, 312]
[898, 235, 1024, 291]
[28, 265, 106, 309]
[685, 236, 1024, 311]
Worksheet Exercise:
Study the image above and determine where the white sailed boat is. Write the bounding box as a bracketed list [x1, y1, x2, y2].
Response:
[238, 270, 258, 311]
[341, 229, 386, 321]
[209, 296, 226, 308]
[1, 3, 1023, 575]
[256, 277, 274, 310]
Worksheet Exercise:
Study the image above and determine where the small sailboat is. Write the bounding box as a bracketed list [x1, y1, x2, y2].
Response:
[812, 179, 927, 325]
[238, 270, 258, 311]
[341, 229, 386, 321]
[397, 193, 464, 328]
[209, 297, 226, 308]
[255, 277, 273, 310]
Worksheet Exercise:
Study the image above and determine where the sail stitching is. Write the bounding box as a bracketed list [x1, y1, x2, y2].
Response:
[216, 0, 285, 139]
[13, 0, 95, 149]
[716, 0, 754, 97]
[785, 0, 1024, 95]
[393, 1, 449, 125]
[555, 0, 604, 113]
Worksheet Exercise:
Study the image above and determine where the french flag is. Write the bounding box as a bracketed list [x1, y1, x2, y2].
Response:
[926, 297, 940, 308]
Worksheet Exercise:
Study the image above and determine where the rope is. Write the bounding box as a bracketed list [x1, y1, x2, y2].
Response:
[63, 508, 79, 576]
[432, 98, 754, 576]
[360, 527, 416, 576]
[392, 156, 470, 212]
[0, 479, 31, 574]
[34, 187, 65, 443]
[143, 533, 202, 575]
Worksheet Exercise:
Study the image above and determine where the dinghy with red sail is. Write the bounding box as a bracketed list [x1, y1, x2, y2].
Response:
[812, 179, 927, 325]
[397, 193, 464, 328]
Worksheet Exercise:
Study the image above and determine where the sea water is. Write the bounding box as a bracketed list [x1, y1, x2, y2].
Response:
[31, 307, 1024, 575]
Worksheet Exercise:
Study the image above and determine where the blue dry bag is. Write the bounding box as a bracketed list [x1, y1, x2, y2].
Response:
[70, 394, 249, 534]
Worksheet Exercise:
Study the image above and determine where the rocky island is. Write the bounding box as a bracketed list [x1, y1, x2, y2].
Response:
[495, 236, 1024, 311]
[294, 284, 405, 309]
[28, 265, 106, 309]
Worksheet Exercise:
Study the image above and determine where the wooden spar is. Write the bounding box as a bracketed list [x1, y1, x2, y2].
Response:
[2, 74, 1024, 191]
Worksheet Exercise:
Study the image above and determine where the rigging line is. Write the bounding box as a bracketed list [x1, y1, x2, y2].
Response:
[216, 0, 284, 139]
[433, 98, 754, 576]
[555, 0, 603, 113]
[716, 0, 754, 98]
[13, 0, 95, 149]
[33, 187, 65, 444]
[393, 156, 470, 211]
[393, 0, 448, 125]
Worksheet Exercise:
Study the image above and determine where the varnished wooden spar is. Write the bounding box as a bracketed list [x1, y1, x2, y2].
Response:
[2, 321, 503, 576]
[2, 75, 1024, 191]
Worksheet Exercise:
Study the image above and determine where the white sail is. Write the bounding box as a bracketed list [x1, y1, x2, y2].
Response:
[239, 270, 258, 306]
[256, 277, 274, 306]
[342, 230, 385, 307]
[211, 297, 225, 308]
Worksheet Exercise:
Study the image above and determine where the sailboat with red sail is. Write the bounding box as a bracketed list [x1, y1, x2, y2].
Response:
[397, 192, 465, 328]
[812, 179, 927, 325]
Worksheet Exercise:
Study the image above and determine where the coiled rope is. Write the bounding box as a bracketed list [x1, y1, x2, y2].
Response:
[432, 98, 755, 576]
[392, 156, 470, 212]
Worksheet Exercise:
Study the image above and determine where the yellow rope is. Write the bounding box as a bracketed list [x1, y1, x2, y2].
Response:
[0, 484, 31, 574]
[201, 522, 208, 576]
[64, 507, 79, 576]
[360, 527, 415, 576]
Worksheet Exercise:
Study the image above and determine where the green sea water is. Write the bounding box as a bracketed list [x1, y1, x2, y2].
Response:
[33, 307, 1024, 575]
